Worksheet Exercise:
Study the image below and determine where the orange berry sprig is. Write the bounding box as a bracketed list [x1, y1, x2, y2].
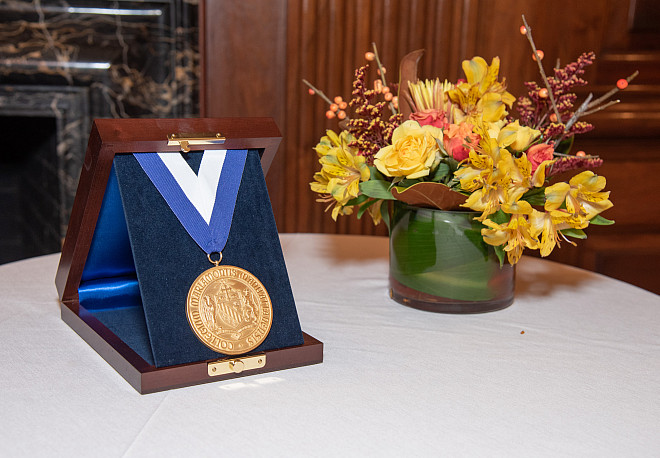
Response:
[582, 70, 639, 117]
[303, 79, 349, 120]
[519, 15, 637, 145]
[521, 15, 561, 122]
[365, 42, 399, 115]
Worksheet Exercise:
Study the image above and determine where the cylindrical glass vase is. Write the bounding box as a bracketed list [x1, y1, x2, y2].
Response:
[389, 202, 514, 313]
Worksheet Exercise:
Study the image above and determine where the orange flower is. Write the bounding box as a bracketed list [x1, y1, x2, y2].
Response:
[526, 143, 554, 172]
[443, 123, 480, 161]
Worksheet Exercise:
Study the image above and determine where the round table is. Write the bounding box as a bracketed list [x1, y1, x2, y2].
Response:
[1, 234, 659, 456]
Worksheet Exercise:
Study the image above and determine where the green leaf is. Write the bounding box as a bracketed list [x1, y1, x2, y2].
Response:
[493, 244, 506, 267]
[359, 180, 396, 200]
[382, 202, 391, 234]
[463, 228, 489, 260]
[554, 137, 574, 155]
[345, 194, 369, 207]
[489, 209, 510, 225]
[368, 165, 387, 181]
[431, 162, 450, 182]
[560, 228, 587, 239]
[445, 156, 459, 171]
[357, 199, 378, 218]
[398, 178, 422, 188]
[589, 214, 615, 226]
[522, 187, 546, 206]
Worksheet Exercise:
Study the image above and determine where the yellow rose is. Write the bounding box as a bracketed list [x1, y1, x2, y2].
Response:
[374, 120, 442, 179]
[497, 120, 540, 151]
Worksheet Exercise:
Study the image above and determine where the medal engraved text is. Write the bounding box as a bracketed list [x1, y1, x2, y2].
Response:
[186, 266, 273, 355]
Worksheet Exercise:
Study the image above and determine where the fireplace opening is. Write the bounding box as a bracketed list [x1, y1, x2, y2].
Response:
[0, 115, 61, 264]
[0, 1, 199, 264]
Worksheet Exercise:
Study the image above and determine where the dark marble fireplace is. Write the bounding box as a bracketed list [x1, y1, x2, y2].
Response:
[0, 0, 199, 264]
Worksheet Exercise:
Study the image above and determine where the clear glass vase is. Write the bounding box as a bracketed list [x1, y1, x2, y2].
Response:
[389, 202, 514, 313]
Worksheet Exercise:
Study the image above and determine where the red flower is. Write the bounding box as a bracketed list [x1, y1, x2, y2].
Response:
[410, 109, 448, 129]
[526, 143, 554, 172]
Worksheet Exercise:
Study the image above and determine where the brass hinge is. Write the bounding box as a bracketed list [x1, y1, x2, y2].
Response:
[167, 132, 226, 152]
[208, 354, 266, 376]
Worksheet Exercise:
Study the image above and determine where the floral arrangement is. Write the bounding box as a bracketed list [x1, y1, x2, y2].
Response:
[305, 16, 634, 265]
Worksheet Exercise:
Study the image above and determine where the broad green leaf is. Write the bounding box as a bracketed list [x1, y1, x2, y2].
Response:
[463, 228, 489, 260]
[382, 202, 391, 233]
[359, 180, 396, 200]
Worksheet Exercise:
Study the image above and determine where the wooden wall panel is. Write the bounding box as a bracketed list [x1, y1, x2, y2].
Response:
[201, 0, 660, 293]
[278, 0, 476, 235]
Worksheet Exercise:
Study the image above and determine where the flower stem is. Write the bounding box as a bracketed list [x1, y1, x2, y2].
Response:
[582, 99, 619, 117]
[371, 42, 387, 87]
[302, 78, 335, 106]
[371, 42, 398, 115]
[586, 70, 638, 110]
[564, 93, 593, 131]
[522, 15, 562, 124]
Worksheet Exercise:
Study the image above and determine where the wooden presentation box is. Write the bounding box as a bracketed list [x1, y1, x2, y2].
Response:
[55, 118, 323, 394]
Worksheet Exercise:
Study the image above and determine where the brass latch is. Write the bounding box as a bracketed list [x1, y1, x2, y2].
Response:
[208, 354, 266, 376]
[167, 132, 226, 152]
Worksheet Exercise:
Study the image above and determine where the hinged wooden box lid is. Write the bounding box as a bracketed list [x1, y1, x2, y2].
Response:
[56, 118, 322, 394]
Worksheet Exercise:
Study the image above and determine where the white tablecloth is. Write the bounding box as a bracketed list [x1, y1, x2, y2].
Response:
[1, 233, 659, 457]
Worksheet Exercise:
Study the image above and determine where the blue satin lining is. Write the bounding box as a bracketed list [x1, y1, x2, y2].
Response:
[79, 163, 140, 311]
[78, 276, 142, 311]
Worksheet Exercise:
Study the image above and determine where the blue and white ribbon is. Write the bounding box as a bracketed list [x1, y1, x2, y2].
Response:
[134, 149, 248, 255]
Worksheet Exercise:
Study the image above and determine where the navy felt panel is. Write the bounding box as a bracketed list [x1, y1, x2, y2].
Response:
[86, 307, 155, 366]
[114, 150, 304, 367]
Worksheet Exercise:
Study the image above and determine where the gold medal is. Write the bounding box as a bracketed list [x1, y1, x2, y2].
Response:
[186, 255, 273, 355]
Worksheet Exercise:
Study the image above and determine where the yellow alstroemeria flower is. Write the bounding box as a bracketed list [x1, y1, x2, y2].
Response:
[456, 145, 509, 219]
[499, 150, 531, 200]
[496, 120, 541, 152]
[544, 170, 613, 220]
[459, 148, 535, 221]
[448, 56, 516, 124]
[482, 214, 539, 265]
[314, 129, 342, 157]
[374, 120, 443, 179]
[528, 209, 589, 257]
[310, 130, 370, 220]
[455, 149, 493, 190]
